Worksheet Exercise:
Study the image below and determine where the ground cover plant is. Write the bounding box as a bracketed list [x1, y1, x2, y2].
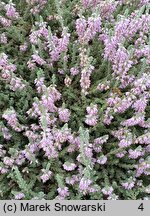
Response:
[0, 0, 150, 200]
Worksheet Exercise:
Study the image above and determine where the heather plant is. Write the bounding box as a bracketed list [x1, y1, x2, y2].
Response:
[0, 0, 150, 200]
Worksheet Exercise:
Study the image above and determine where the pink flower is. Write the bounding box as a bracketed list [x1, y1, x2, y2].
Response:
[0, 167, 9, 174]
[5, 3, 19, 19]
[3, 157, 14, 166]
[1, 127, 11, 140]
[10, 77, 25, 91]
[32, 54, 46, 65]
[64, 76, 72, 87]
[79, 178, 92, 191]
[70, 67, 79, 76]
[20, 42, 28, 52]
[135, 133, 150, 144]
[121, 182, 135, 190]
[0, 16, 12, 27]
[63, 162, 76, 171]
[94, 135, 109, 145]
[102, 186, 114, 195]
[40, 170, 52, 183]
[128, 147, 144, 159]
[97, 155, 107, 164]
[58, 108, 71, 123]
[34, 77, 46, 93]
[76, 17, 87, 42]
[66, 175, 79, 185]
[97, 82, 110, 91]
[57, 187, 69, 198]
[85, 104, 98, 126]
[132, 98, 147, 112]
[85, 115, 98, 126]
[0, 33, 7, 44]
[86, 104, 98, 115]
[116, 151, 127, 158]
[15, 193, 25, 200]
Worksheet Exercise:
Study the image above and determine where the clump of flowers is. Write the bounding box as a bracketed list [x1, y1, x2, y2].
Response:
[0, 0, 150, 200]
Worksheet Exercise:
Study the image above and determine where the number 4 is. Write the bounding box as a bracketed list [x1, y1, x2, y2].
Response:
[138, 203, 144, 211]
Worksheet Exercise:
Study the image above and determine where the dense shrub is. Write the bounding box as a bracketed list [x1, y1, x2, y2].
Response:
[0, 0, 150, 200]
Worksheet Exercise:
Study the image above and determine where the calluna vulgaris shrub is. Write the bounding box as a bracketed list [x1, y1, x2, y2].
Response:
[0, 0, 150, 200]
